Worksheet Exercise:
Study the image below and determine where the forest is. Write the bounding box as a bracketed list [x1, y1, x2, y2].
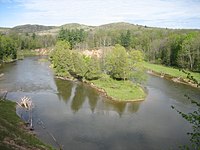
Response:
[0, 22, 200, 72]
[0, 31, 55, 62]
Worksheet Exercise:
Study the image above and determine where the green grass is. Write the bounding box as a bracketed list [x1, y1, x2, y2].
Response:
[0, 100, 54, 150]
[91, 77, 146, 101]
[143, 62, 200, 83]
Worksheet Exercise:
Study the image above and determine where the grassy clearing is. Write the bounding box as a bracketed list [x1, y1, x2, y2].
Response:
[143, 62, 200, 83]
[0, 100, 53, 150]
[91, 77, 146, 101]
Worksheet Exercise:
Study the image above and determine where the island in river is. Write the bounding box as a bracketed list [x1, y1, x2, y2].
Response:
[0, 56, 199, 150]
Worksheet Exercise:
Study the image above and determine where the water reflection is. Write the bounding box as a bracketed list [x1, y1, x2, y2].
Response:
[54, 78, 142, 116]
[71, 83, 87, 113]
[1, 57, 199, 149]
[54, 79, 73, 101]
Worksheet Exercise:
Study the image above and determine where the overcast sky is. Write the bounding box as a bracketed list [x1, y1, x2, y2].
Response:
[0, 0, 200, 28]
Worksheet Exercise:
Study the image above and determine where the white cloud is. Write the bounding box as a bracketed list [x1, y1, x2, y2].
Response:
[2, 0, 200, 28]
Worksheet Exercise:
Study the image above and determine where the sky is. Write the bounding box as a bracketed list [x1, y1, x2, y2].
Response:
[0, 0, 200, 29]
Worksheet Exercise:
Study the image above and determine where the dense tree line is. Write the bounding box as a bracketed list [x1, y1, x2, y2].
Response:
[104, 44, 145, 82]
[19, 33, 56, 50]
[50, 41, 144, 82]
[0, 34, 17, 62]
[58, 28, 86, 49]
[1, 23, 200, 72]
[0, 32, 56, 62]
[50, 40, 101, 80]
[57, 25, 200, 72]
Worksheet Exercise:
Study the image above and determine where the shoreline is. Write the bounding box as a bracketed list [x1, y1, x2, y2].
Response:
[84, 80, 146, 103]
[55, 76, 146, 103]
[147, 70, 199, 88]
[0, 100, 53, 150]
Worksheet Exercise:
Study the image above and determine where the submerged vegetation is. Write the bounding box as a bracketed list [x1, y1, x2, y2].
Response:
[0, 100, 53, 150]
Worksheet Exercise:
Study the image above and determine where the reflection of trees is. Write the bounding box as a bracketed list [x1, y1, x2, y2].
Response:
[86, 86, 98, 113]
[104, 100, 142, 116]
[113, 103, 126, 116]
[71, 84, 87, 113]
[127, 102, 141, 113]
[54, 78, 142, 115]
[104, 101, 126, 116]
[54, 79, 73, 102]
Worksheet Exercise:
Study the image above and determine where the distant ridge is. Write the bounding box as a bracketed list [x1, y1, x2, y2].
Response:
[12, 24, 55, 33]
[0, 22, 199, 35]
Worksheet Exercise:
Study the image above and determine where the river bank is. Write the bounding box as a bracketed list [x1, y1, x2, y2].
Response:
[144, 62, 200, 88]
[56, 75, 146, 102]
[0, 100, 53, 150]
[0, 56, 197, 149]
[87, 79, 146, 102]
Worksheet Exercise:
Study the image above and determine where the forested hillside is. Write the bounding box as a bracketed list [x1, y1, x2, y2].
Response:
[0, 22, 200, 71]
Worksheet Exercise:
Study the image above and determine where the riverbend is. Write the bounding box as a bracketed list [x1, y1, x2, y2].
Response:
[0, 56, 199, 150]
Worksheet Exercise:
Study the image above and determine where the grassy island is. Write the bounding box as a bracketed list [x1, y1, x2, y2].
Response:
[91, 78, 146, 102]
[0, 100, 53, 150]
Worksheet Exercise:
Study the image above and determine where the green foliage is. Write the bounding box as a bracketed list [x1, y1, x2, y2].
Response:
[105, 44, 145, 82]
[143, 62, 200, 83]
[58, 28, 86, 49]
[50, 40, 72, 77]
[50, 41, 102, 80]
[0, 31, 55, 63]
[84, 57, 102, 80]
[129, 50, 146, 83]
[92, 77, 146, 101]
[71, 51, 87, 79]
[19, 33, 55, 50]
[0, 34, 17, 62]
[105, 44, 129, 80]
[119, 30, 131, 49]
[177, 32, 199, 71]
[2, 22, 200, 72]
[169, 34, 183, 66]
[2, 22, 200, 71]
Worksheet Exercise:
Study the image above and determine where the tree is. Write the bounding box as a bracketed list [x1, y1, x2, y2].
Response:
[178, 32, 197, 70]
[169, 34, 183, 67]
[105, 44, 145, 81]
[120, 30, 131, 49]
[58, 28, 86, 49]
[105, 44, 129, 80]
[129, 50, 146, 83]
[0, 35, 17, 62]
[71, 51, 87, 80]
[84, 56, 102, 80]
[50, 40, 72, 77]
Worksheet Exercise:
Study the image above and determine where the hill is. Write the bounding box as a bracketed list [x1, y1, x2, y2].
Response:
[37, 23, 95, 35]
[1, 22, 199, 36]
[11, 24, 55, 33]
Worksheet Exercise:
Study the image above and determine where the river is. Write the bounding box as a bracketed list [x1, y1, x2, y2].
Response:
[0, 56, 199, 150]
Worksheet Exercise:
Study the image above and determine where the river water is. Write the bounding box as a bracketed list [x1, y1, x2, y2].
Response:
[0, 56, 199, 150]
